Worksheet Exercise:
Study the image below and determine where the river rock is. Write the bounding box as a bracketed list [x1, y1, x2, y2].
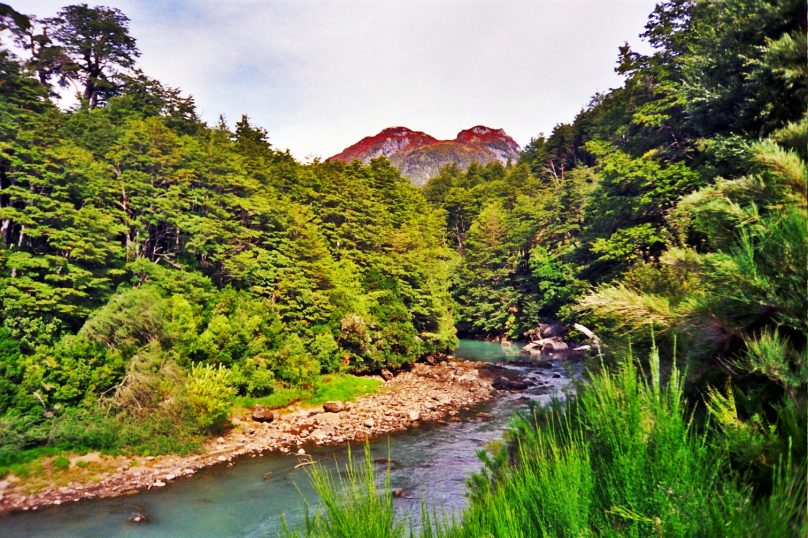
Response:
[543, 338, 569, 353]
[408, 410, 420, 422]
[364, 418, 375, 428]
[492, 377, 529, 391]
[455, 373, 477, 383]
[323, 401, 344, 413]
[129, 512, 148, 523]
[251, 406, 278, 423]
[380, 368, 394, 381]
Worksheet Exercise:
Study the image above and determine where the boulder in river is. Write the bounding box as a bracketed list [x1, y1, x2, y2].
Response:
[542, 337, 569, 353]
[251, 406, 278, 423]
[128, 507, 149, 523]
[492, 377, 529, 391]
[524, 336, 569, 354]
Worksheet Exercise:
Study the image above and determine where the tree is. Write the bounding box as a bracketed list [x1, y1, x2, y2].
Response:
[50, 4, 139, 107]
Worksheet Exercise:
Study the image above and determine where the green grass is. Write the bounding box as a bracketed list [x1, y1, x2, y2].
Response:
[310, 374, 382, 405]
[0, 446, 61, 478]
[236, 374, 382, 410]
[236, 386, 311, 410]
[286, 350, 807, 537]
[51, 455, 70, 471]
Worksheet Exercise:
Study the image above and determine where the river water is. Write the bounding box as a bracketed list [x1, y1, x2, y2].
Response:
[0, 340, 575, 537]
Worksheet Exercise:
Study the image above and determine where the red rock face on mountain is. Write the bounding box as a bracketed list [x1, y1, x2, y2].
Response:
[328, 126, 521, 185]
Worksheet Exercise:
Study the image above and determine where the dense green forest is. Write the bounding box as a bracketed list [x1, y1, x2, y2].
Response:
[0, 3, 456, 458]
[0, 0, 806, 535]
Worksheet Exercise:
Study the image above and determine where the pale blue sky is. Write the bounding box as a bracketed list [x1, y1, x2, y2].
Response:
[20, 0, 657, 160]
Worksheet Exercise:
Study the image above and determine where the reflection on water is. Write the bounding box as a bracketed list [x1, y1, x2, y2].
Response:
[0, 340, 573, 537]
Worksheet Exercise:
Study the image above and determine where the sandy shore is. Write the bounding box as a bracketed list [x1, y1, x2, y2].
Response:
[0, 359, 499, 514]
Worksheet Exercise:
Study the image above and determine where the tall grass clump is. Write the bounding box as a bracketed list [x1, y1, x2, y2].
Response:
[287, 349, 806, 537]
[282, 445, 410, 538]
[456, 350, 805, 537]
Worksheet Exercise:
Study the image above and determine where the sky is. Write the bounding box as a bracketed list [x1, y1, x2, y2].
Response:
[21, 0, 658, 160]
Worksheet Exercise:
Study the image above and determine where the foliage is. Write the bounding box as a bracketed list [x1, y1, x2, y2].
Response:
[182, 363, 236, 433]
[425, 0, 806, 338]
[0, 4, 457, 458]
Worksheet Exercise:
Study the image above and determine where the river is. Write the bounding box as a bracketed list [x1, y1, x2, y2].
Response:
[0, 339, 575, 537]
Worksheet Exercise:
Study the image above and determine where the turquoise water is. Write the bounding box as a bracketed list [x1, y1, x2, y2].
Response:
[0, 340, 573, 537]
[452, 339, 529, 362]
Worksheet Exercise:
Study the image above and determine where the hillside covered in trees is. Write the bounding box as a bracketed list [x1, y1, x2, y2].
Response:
[0, 2, 457, 457]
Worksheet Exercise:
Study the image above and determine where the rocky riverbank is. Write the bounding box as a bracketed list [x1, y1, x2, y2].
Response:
[0, 359, 498, 514]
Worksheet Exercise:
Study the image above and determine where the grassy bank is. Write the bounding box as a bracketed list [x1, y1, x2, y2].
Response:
[0, 373, 382, 484]
[234, 374, 383, 411]
[288, 351, 807, 537]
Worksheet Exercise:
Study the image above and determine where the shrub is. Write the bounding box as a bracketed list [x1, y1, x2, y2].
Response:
[17, 335, 125, 411]
[273, 334, 320, 387]
[310, 331, 342, 373]
[51, 455, 70, 472]
[230, 356, 275, 396]
[51, 408, 121, 452]
[182, 363, 236, 432]
[79, 286, 171, 356]
[196, 290, 283, 366]
[0, 327, 22, 413]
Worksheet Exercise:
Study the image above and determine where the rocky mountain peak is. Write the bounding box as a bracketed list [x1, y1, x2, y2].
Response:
[329, 127, 438, 163]
[328, 125, 521, 185]
[457, 125, 506, 141]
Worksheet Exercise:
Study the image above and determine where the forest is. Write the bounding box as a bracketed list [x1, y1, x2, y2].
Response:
[0, 3, 457, 458]
[0, 0, 806, 536]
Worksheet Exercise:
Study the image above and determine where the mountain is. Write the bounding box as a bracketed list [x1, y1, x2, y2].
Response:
[328, 126, 522, 185]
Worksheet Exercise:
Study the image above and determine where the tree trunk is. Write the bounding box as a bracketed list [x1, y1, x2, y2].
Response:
[0, 219, 10, 245]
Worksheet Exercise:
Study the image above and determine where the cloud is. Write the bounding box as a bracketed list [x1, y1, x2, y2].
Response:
[20, 0, 656, 160]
